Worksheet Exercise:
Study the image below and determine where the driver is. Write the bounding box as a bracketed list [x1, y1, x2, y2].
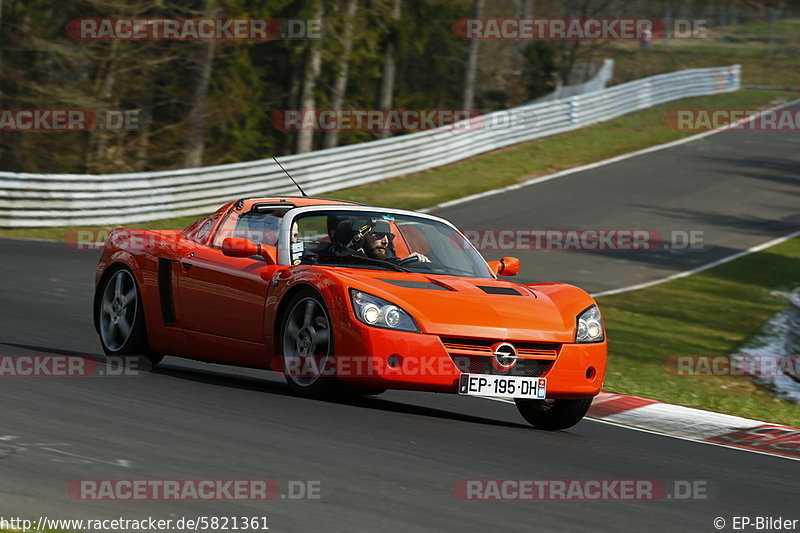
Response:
[357, 220, 430, 263]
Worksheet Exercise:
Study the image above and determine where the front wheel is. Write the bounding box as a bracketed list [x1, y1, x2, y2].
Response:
[96, 267, 163, 366]
[514, 397, 593, 430]
[279, 289, 341, 399]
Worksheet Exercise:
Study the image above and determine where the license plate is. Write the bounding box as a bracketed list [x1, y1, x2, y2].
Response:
[458, 374, 546, 399]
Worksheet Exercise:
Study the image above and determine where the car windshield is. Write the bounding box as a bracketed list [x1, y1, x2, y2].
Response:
[290, 210, 492, 278]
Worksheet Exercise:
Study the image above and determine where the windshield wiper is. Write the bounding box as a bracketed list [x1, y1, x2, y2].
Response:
[317, 252, 412, 272]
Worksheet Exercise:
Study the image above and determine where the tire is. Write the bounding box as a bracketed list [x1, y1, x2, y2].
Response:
[279, 289, 341, 399]
[514, 397, 593, 430]
[96, 266, 163, 367]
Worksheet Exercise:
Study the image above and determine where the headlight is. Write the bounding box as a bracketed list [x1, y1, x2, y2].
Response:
[576, 305, 604, 343]
[350, 289, 419, 332]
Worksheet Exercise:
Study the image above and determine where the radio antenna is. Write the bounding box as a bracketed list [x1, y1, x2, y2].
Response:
[273, 156, 308, 197]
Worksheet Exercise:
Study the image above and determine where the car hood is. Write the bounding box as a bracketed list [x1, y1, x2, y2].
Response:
[333, 269, 584, 342]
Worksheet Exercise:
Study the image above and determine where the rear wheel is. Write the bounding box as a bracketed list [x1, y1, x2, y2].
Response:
[96, 267, 163, 367]
[514, 397, 592, 430]
[280, 290, 341, 398]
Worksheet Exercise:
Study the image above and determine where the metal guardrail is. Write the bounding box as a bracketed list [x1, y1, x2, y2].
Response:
[534, 58, 614, 103]
[0, 64, 740, 227]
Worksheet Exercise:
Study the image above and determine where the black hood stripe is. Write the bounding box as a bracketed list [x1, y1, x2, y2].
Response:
[476, 285, 522, 295]
[378, 278, 451, 290]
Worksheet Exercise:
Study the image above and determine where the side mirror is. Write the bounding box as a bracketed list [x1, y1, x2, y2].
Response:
[222, 238, 269, 260]
[489, 257, 520, 276]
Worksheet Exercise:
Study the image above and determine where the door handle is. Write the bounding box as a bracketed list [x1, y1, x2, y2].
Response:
[180, 254, 194, 270]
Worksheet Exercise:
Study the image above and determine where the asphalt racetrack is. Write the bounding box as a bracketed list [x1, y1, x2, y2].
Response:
[1, 122, 799, 532]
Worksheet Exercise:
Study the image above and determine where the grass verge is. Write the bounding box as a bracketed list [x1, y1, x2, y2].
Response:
[0, 89, 795, 243]
[598, 237, 800, 427]
[608, 17, 800, 87]
[610, 44, 800, 87]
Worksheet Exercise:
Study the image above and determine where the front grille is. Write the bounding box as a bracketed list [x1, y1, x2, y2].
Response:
[440, 337, 559, 377]
[450, 355, 553, 377]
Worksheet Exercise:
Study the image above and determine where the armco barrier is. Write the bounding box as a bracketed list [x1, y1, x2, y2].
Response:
[0, 64, 740, 227]
[533, 58, 614, 103]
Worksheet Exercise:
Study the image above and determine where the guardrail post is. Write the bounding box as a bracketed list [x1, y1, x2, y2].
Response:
[729, 64, 741, 91]
[639, 79, 653, 110]
[568, 98, 577, 125]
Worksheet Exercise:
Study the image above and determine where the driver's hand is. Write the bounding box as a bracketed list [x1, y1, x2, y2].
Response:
[406, 252, 430, 263]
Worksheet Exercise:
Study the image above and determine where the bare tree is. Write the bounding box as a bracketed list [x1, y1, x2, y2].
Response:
[518, 0, 534, 54]
[323, 0, 358, 149]
[135, 91, 155, 171]
[462, 0, 483, 110]
[0, 0, 4, 101]
[376, 0, 400, 140]
[85, 38, 122, 172]
[297, 0, 324, 153]
[7, 0, 174, 173]
[183, 0, 218, 167]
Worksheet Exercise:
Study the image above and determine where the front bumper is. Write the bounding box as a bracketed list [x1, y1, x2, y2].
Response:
[333, 320, 607, 398]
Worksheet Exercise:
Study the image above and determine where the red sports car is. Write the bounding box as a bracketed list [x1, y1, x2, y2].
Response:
[94, 197, 607, 429]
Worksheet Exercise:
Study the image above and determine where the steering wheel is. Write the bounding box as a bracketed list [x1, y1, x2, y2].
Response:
[397, 255, 421, 266]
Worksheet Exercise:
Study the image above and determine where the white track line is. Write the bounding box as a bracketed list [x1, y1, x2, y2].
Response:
[592, 228, 800, 297]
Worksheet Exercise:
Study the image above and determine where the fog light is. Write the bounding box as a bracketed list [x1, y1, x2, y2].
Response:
[586, 366, 596, 380]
